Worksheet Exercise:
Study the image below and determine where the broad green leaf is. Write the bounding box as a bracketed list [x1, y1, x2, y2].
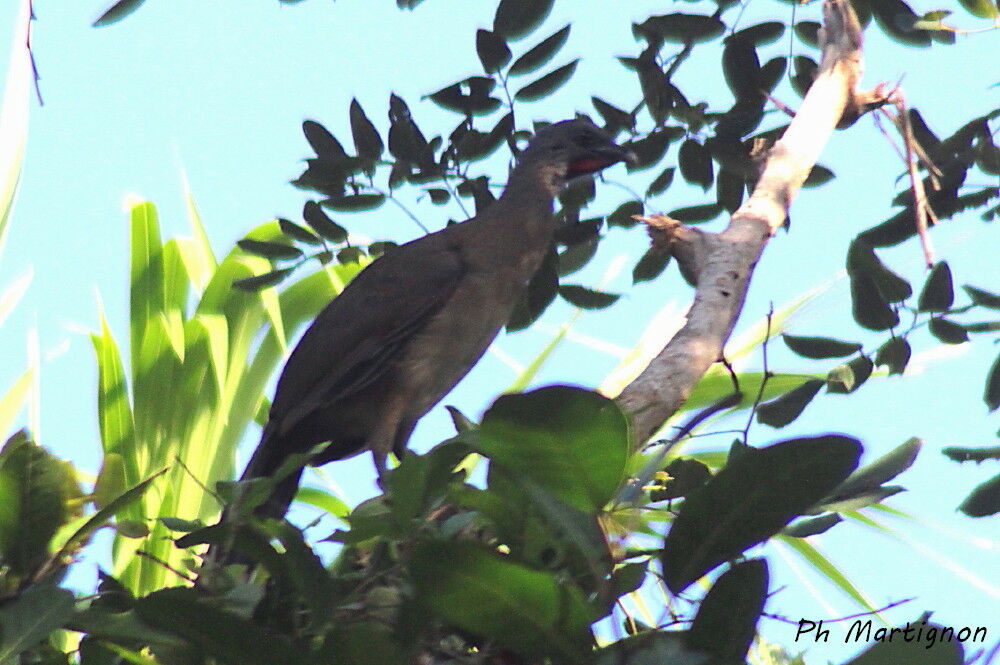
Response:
[0, 368, 31, 437]
[410, 540, 592, 660]
[509, 25, 570, 76]
[514, 60, 578, 101]
[181, 172, 217, 281]
[479, 386, 629, 512]
[295, 486, 350, 519]
[0, 586, 74, 662]
[756, 379, 824, 428]
[918, 261, 954, 312]
[189, 314, 229, 397]
[476, 29, 511, 73]
[688, 559, 768, 662]
[90, 307, 136, 467]
[129, 201, 165, 377]
[958, 472, 1000, 517]
[349, 98, 384, 161]
[493, 0, 555, 40]
[782, 334, 861, 359]
[661, 435, 861, 592]
[93, 452, 127, 509]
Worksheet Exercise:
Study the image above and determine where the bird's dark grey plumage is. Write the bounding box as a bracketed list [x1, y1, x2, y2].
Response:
[232, 118, 631, 523]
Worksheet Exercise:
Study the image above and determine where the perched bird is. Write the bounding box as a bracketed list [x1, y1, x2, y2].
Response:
[231, 118, 632, 522]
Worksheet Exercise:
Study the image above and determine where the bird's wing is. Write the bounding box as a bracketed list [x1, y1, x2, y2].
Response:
[269, 234, 466, 436]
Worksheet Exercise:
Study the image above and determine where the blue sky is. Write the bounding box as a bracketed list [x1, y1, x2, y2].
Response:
[0, 1, 997, 662]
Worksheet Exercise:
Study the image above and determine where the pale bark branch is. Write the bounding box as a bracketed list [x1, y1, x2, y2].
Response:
[616, 0, 867, 445]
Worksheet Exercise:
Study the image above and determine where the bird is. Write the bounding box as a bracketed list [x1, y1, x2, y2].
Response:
[227, 118, 633, 525]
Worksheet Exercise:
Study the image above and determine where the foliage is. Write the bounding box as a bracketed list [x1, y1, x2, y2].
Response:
[1, 0, 998, 662]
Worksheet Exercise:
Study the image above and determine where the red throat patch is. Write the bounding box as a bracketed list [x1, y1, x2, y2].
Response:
[567, 157, 613, 177]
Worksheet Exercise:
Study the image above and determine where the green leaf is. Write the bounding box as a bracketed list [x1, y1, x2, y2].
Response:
[322, 193, 386, 213]
[409, 541, 591, 660]
[0, 586, 75, 662]
[632, 247, 671, 284]
[678, 139, 714, 191]
[985, 352, 1000, 411]
[928, 317, 968, 344]
[782, 334, 862, 359]
[633, 13, 726, 44]
[756, 379, 824, 428]
[687, 559, 768, 663]
[623, 129, 682, 171]
[493, 0, 555, 40]
[476, 29, 511, 73]
[803, 164, 835, 187]
[509, 25, 571, 76]
[875, 336, 911, 374]
[661, 435, 861, 593]
[302, 119, 347, 159]
[302, 200, 347, 243]
[958, 472, 1000, 517]
[729, 21, 786, 46]
[843, 621, 964, 664]
[514, 60, 578, 102]
[608, 200, 643, 228]
[558, 284, 620, 309]
[794, 20, 822, 46]
[827, 355, 874, 394]
[846, 239, 912, 303]
[790, 55, 818, 97]
[232, 268, 294, 292]
[850, 274, 899, 331]
[134, 588, 298, 665]
[93, 0, 146, 26]
[277, 218, 321, 245]
[918, 261, 954, 312]
[236, 239, 302, 261]
[782, 513, 843, 537]
[428, 77, 502, 116]
[669, 203, 724, 224]
[349, 98, 384, 161]
[868, 0, 932, 47]
[825, 438, 921, 504]
[651, 458, 712, 501]
[647, 166, 676, 198]
[963, 284, 1000, 309]
[478, 386, 630, 513]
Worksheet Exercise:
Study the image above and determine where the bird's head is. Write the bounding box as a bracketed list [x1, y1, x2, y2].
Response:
[518, 118, 636, 193]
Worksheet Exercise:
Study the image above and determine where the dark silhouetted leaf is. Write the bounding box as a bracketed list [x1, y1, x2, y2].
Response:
[846, 239, 912, 302]
[661, 435, 861, 592]
[959, 473, 1000, 517]
[636, 51, 673, 125]
[790, 56, 818, 97]
[233, 268, 294, 291]
[679, 139, 714, 190]
[669, 203, 724, 224]
[509, 25, 570, 76]
[476, 29, 511, 73]
[303, 200, 348, 243]
[426, 188, 450, 205]
[687, 560, 768, 663]
[388, 93, 434, 166]
[929, 317, 968, 344]
[559, 284, 620, 309]
[782, 513, 842, 537]
[869, 0, 932, 46]
[608, 200, 643, 228]
[277, 218, 321, 245]
[918, 261, 954, 312]
[337, 247, 364, 265]
[803, 164, 834, 187]
[964, 285, 1000, 309]
[592, 97, 634, 135]
[557, 236, 599, 277]
[757, 379, 824, 428]
[623, 129, 682, 171]
[237, 239, 302, 260]
[651, 458, 712, 501]
[875, 336, 911, 374]
[987, 353, 1000, 411]
[843, 621, 964, 664]
[94, 0, 147, 26]
[0, 586, 75, 659]
[647, 166, 676, 197]
[827, 355, 874, 394]
[633, 13, 726, 44]
[730, 21, 785, 46]
[851, 274, 899, 330]
[722, 36, 761, 100]
[507, 247, 558, 330]
[825, 438, 921, 506]
[759, 57, 787, 93]
[783, 334, 861, 359]
[429, 77, 502, 116]
[514, 60, 578, 101]
[494, 0, 555, 41]
[302, 120, 347, 159]
[478, 386, 630, 513]
[349, 99, 384, 161]
[794, 21, 821, 46]
[322, 193, 386, 213]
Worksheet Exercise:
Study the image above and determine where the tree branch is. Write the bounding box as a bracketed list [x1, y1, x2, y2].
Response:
[616, 0, 866, 445]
